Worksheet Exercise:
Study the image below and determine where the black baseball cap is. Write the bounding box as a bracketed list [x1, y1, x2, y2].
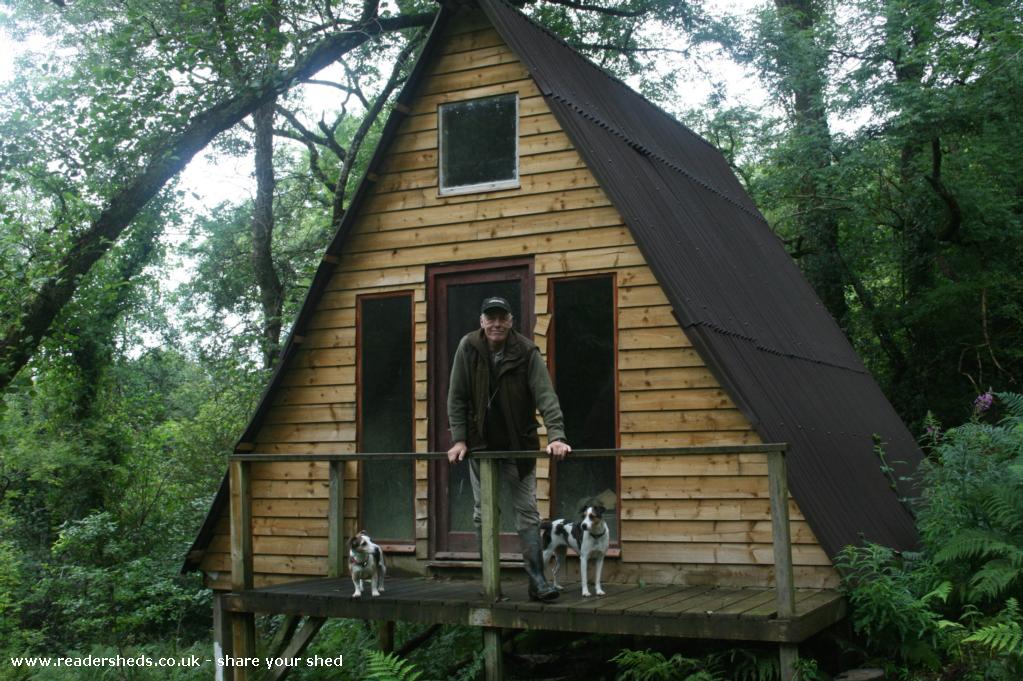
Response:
[480, 296, 512, 315]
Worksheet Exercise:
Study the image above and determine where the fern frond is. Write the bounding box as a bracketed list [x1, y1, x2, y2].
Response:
[364, 650, 423, 681]
[963, 598, 1023, 659]
[969, 560, 1023, 603]
[963, 620, 1023, 657]
[996, 392, 1023, 423]
[934, 529, 1017, 564]
[983, 486, 1023, 532]
[921, 580, 953, 605]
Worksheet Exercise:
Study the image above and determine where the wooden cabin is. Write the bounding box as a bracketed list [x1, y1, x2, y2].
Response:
[183, 0, 922, 677]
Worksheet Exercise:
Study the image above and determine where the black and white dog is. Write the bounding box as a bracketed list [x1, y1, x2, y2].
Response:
[349, 530, 386, 597]
[540, 505, 610, 597]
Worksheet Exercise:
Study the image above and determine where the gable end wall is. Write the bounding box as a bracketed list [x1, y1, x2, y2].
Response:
[198, 10, 839, 590]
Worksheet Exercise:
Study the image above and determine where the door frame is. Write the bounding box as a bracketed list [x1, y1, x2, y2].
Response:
[426, 257, 534, 558]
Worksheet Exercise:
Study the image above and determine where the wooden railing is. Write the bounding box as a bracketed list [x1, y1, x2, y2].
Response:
[226, 444, 793, 679]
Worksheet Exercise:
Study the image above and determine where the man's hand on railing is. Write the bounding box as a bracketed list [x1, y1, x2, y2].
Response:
[447, 441, 468, 463]
[546, 439, 571, 460]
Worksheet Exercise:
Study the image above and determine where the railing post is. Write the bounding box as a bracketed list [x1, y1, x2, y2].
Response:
[478, 457, 504, 681]
[767, 450, 798, 680]
[479, 457, 502, 600]
[229, 459, 256, 681]
[328, 460, 346, 578]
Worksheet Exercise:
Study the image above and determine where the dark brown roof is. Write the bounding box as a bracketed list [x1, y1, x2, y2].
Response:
[479, 0, 920, 556]
[184, 0, 920, 573]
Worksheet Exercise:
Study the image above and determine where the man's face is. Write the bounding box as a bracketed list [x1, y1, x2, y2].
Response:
[480, 310, 513, 347]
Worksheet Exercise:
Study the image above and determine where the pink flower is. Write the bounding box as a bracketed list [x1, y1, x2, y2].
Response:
[974, 391, 994, 413]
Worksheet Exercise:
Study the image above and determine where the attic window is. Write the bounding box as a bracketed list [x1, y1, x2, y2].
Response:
[438, 94, 518, 195]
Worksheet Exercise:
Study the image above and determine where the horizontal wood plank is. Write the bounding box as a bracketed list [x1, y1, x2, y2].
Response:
[622, 476, 768, 500]
[620, 498, 804, 522]
[620, 454, 766, 477]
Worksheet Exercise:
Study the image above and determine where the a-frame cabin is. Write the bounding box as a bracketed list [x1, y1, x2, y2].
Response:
[183, 0, 922, 678]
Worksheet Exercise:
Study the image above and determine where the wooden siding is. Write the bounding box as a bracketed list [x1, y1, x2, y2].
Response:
[199, 14, 839, 590]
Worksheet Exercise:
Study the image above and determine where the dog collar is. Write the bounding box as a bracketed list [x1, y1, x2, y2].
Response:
[589, 528, 607, 538]
[350, 555, 369, 567]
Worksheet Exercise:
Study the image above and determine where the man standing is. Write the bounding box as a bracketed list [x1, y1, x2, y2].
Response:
[447, 296, 572, 601]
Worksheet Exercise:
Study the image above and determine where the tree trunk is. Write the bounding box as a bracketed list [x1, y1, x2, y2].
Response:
[774, 0, 849, 330]
[251, 101, 285, 369]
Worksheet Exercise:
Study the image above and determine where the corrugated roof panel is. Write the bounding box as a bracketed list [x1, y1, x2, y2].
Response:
[481, 0, 921, 557]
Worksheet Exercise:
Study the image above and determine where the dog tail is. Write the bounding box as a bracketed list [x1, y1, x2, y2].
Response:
[539, 520, 552, 550]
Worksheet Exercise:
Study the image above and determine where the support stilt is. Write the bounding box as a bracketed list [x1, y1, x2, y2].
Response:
[483, 628, 504, 681]
[779, 644, 799, 681]
[377, 620, 395, 653]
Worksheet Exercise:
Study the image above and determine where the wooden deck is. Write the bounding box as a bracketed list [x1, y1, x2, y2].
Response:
[223, 576, 846, 644]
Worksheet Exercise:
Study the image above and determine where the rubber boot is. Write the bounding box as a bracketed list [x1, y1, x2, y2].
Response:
[518, 528, 559, 602]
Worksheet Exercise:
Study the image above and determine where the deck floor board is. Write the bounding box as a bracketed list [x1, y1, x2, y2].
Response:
[224, 576, 845, 643]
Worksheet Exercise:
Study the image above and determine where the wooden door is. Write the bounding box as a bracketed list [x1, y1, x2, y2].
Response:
[427, 258, 534, 557]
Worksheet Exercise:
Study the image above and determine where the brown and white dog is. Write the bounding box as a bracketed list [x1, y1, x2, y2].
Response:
[541, 505, 609, 597]
[349, 531, 385, 597]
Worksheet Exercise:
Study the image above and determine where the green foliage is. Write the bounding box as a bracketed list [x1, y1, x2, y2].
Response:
[960, 597, 1023, 657]
[364, 651, 423, 681]
[611, 647, 782, 681]
[612, 649, 717, 681]
[690, 0, 1023, 430]
[22, 512, 210, 649]
[835, 543, 946, 668]
[918, 392, 1023, 605]
[837, 393, 1023, 678]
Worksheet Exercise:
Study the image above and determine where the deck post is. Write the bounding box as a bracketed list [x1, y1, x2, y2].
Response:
[767, 450, 798, 680]
[377, 620, 395, 653]
[229, 459, 256, 681]
[479, 456, 504, 680]
[328, 460, 346, 578]
[479, 457, 502, 599]
[212, 593, 233, 681]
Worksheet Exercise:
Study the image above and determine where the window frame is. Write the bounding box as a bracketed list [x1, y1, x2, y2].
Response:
[547, 273, 621, 548]
[437, 94, 520, 196]
[356, 289, 417, 551]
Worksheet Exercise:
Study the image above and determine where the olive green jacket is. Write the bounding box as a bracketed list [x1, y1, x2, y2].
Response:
[447, 328, 567, 456]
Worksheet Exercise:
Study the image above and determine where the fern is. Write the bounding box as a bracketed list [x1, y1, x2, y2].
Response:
[364, 650, 423, 681]
[969, 560, 1023, 602]
[711, 648, 778, 681]
[611, 649, 722, 681]
[984, 486, 1023, 533]
[997, 392, 1023, 425]
[934, 529, 1019, 564]
[962, 598, 1023, 658]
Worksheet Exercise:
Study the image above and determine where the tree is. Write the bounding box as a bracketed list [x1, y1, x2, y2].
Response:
[0, 0, 435, 393]
[690, 0, 1023, 427]
[0, 0, 697, 394]
[758, 0, 849, 330]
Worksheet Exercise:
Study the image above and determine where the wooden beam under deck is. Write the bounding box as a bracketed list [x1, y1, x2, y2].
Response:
[222, 577, 845, 644]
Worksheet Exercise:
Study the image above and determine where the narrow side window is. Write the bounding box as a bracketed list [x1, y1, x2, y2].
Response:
[438, 94, 518, 195]
[549, 275, 618, 540]
[358, 292, 415, 542]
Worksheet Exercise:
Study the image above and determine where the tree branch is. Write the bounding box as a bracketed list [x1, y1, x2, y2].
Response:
[0, 9, 436, 393]
[331, 32, 423, 227]
[546, 0, 649, 18]
[925, 136, 962, 243]
[571, 42, 690, 56]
